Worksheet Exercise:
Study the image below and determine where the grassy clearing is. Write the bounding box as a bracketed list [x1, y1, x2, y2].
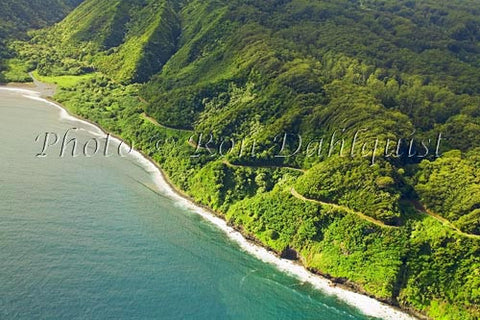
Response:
[32, 70, 97, 88]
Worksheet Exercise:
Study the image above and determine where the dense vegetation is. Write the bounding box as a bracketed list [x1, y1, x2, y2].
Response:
[415, 150, 480, 235]
[5, 0, 480, 319]
[0, 0, 82, 82]
[295, 157, 405, 225]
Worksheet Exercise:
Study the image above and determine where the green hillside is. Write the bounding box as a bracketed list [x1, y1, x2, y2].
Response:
[19, 0, 180, 83]
[0, 0, 82, 31]
[10, 0, 480, 319]
[0, 0, 83, 82]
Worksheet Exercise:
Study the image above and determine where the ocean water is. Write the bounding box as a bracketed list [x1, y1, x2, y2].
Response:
[0, 88, 388, 320]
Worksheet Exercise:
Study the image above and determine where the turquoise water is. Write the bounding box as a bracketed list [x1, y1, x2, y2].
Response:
[0, 89, 378, 319]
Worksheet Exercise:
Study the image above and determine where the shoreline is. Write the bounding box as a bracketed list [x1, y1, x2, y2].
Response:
[0, 83, 423, 320]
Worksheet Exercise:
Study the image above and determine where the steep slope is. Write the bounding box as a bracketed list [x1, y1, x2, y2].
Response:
[0, 0, 83, 82]
[25, 0, 180, 83]
[0, 0, 83, 31]
[13, 0, 480, 319]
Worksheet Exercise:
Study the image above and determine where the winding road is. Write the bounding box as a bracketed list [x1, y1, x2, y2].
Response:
[290, 187, 398, 229]
[222, 159, 306, 173]
[139, 102, 480, 239]
[411, 201, 480, 240]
